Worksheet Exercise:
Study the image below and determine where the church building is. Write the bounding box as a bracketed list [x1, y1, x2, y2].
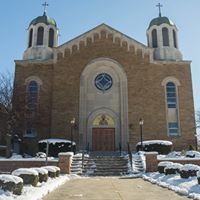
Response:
[13, 5, 196, 154]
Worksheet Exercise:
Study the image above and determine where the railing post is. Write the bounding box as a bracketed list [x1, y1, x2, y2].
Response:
[58, 152, 74, 174]
[145, 152, 158, 172]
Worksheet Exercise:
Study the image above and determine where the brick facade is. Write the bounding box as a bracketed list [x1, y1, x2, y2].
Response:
[13, 24, 196, 155]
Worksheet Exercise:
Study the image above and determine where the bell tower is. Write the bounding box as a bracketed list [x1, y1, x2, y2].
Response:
[23, 2, 58, 60]
[146, 3, 182, 61]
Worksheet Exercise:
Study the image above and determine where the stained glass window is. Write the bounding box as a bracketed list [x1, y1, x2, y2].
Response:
[95, 73, 112, 91]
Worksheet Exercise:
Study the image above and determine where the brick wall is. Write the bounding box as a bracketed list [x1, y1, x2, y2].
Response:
[145, 153, 200, 172]
[0, 160, 58, 173]
[0, 153, 73, 174]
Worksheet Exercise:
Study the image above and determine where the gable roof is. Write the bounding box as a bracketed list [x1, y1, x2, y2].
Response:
[55, 23, 153, 61]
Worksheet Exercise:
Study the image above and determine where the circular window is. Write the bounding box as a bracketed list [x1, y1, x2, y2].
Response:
[95, 73, 113, 91]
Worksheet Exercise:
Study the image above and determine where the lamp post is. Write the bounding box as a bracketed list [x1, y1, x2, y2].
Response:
[70, 118, 75, 152]
[139, 118, 144, 151]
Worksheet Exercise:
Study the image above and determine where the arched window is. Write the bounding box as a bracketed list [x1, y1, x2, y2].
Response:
[152, 29, 158, 48]
[37, 27, 44, 45]
[166, 82, 176, 108]
[27, 80, 39, 110]
[48, 28, 54, 47]
[162, 27, 169, 46]
[162, 78, 180, 136]
[28, 29, 33, 48]
[173, 30, 177, 48]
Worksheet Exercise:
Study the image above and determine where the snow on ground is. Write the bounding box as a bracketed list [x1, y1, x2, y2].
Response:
[158, 151, 200, 160]
[143, 172, 200, 199]
[0, 174, 80, 200]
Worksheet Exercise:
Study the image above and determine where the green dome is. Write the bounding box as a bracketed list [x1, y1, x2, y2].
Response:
[29, 12, 57, 27]
[148, 16, 174, 29]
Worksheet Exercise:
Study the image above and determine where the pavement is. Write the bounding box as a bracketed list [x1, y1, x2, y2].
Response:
[42, 177, 189, 200]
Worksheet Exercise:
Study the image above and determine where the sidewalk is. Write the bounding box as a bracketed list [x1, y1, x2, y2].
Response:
[42, 177, 189, 200]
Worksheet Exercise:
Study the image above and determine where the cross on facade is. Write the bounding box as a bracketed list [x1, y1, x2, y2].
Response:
[42, 2, 49, 14]
[156, 3, 163, 17]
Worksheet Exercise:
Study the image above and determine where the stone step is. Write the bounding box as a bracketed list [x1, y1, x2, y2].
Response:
[90, 172, 129, 176]
[84, 162, 128, 166]
[84, 167, 128, 171]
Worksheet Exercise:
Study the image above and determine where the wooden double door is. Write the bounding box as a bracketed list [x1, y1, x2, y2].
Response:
[92, 128, 115, 151]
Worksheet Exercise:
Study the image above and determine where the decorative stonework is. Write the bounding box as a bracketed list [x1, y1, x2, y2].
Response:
[55, 24, 153, 62]
[79, 57, 128, 150]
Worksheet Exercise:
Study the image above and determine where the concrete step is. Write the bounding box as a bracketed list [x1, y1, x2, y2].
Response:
[90, 172, 129, 176]
[83, 155, 129, 176]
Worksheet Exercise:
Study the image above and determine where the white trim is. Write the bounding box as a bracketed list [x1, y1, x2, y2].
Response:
[24, 76, 43, 86]
[161, 76, 180, 86]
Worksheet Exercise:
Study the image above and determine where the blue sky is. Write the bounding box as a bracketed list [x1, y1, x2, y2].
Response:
[0, 0, 200, 111]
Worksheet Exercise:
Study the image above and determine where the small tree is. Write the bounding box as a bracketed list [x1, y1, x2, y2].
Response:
[0, 72, 19, 143]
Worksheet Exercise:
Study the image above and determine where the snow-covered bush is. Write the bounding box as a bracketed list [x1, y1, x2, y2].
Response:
[38, 139, 76, 157]
[12, 168, 39, 186]
[136, 140, 172, 154]
[41, 166, 59, 178]
[164, 163, 183, 175]
[158, 161, 173, 173]
[31, 168, 48, 182]
[0, 175, 23, 195]
[54, 166, 60, 177]
[185, 151, 200, 158]
[180, 164, 200, 178]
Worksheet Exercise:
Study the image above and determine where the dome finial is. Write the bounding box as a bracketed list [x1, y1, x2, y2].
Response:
[42, 1, 49, 16]
[156, 3, 163, 17]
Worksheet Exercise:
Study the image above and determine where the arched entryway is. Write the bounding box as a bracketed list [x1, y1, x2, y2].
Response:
[79, 58, 128, 151]
[92, 114, 115, 151]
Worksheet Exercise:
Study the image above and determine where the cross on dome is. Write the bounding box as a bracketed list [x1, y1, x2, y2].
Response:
[156, 3, 163, 17]
[42, 1, 49, 15]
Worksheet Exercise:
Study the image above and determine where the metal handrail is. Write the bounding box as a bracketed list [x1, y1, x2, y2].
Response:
[127, 142, 133, 169]
[119, 142, 122, 156]
[86, 142, 89, 154]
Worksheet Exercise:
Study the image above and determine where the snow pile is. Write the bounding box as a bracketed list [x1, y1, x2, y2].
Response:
[42, 166, 56, 173]
[180, 164, 200, 172]
[197, 171, 200, 178]
[0, 175, 23, 184]
[137, 140, 172, 146]
[35, 152, 46, 158]
[143, 172, 200, 199]
[12, 168, 38, 176]
[185, 151, 200, 158]
[164, 163, 183, 170]
[10, 154, 23, 159]
[30, 168, 48, 175]
[165, 151, 182, 158]
[158, 161, 173, 167]
[159, 151, 200, 160]
[58, 152, 74, 156]
[39, 139, 76, 145]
